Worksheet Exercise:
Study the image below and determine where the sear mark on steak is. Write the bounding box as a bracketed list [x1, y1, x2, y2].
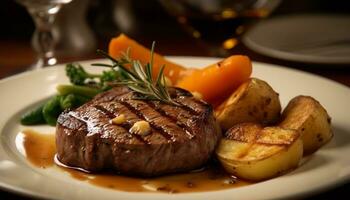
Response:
[56, 86, 222, 177]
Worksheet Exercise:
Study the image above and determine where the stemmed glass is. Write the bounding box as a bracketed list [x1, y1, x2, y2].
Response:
[15, 0, 73, 69]
[159, 0, 281, 57]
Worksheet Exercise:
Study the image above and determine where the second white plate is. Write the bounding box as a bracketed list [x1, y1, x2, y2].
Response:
[243, 14, 350, 64]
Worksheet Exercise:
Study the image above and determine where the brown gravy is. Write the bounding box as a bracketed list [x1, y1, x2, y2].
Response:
[20, 129, 251, 193]
[21, 129, 56, 168]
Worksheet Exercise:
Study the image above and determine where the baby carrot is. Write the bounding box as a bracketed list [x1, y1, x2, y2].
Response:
[176, 55, 252, 105]
[108, 34, 187, 84]
[108, 34, 253, 105]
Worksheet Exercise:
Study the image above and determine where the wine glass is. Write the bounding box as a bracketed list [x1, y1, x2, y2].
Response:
[15, 0, 73, 69]
[158, 0, 281, 57]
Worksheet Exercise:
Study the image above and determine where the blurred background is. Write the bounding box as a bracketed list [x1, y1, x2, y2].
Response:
[0, 0, 349, 78]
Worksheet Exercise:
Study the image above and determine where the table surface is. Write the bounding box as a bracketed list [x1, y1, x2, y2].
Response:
[1, 0, 350, 198]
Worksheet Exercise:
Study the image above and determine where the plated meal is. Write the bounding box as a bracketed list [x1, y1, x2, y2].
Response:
[21, 35, 332, 186]
[15, 34, 334, 194]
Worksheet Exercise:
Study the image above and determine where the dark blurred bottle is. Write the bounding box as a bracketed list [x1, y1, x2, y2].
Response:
[87, 0, 120, 42]
[54, 0, 97, 58]
[111, 0, 167, 38]
[93, 0, 178, 40]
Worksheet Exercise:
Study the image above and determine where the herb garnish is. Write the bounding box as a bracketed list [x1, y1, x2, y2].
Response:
[92, 42, 179, 106]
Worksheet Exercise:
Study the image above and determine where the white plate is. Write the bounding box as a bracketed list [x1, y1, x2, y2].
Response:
[0, 57, 350, 200]
[243, 14, 350, 64]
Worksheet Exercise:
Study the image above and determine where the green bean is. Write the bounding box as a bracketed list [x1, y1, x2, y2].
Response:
[42, 96, 63, 126]
[56, 84, 100, 98]
[59, 94, 91, 110]
[20, 105, 46, 125]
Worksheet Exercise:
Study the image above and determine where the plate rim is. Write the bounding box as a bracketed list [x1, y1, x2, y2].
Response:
[1, 56, 350, 89]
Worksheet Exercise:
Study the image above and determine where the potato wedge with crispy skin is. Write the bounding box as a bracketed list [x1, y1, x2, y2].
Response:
[216, 123, 303, 181]
[280, 95, 333, 155]
[215, 78, 281, 131]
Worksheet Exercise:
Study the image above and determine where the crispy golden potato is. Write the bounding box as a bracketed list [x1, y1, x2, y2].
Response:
[280, 95, 333, 155]
[215, 78, 281, 131]
[216, 123, 303, 181]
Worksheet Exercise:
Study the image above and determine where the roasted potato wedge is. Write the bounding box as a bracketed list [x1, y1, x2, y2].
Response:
[215, 78, 281, 131]
[280, 95, 333, 155]
[216, 123, 303, 181]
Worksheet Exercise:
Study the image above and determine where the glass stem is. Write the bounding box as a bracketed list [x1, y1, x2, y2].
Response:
[28, 5, 61, 69]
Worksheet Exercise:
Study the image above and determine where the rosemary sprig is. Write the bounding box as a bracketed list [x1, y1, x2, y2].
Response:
[92, 42, 180, 106]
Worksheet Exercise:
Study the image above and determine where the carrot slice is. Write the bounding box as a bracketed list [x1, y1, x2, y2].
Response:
[108, 34, 253, 105]
[176, 55, 252, 105]
[108, 34, 186, 84]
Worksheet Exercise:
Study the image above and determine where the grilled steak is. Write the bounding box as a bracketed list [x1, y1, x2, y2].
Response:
[56, 86, 221, 177]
